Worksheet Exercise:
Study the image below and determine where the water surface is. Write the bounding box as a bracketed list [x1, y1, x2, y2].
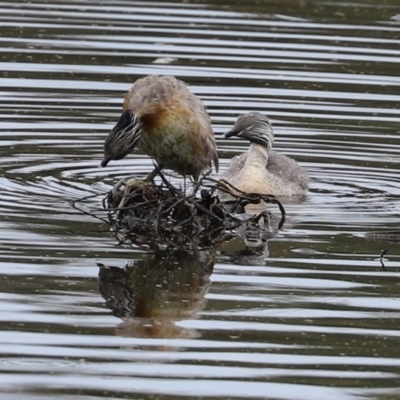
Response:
[1, 0, 400, 399]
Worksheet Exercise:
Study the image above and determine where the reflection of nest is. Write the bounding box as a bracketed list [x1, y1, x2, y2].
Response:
[98, 250, 214, 320]
[97, 250, 214, 338]
[73, 172, 285, 251]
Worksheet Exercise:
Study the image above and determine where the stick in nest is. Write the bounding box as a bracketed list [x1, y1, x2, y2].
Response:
[72, 170, 286, 250]
[102, 175, 229, 250]
[208, 177, 286, 229]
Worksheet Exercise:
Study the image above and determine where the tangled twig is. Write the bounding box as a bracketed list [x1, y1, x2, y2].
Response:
[72, 171, 286, 250]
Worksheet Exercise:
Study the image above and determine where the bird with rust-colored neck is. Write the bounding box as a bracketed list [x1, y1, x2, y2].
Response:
[101, 75, 219, 184]
[221, 112, 309, 198]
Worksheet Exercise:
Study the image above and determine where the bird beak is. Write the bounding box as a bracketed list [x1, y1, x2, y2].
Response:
[100, 156, 112, 167]
[224, 129, 241, 138]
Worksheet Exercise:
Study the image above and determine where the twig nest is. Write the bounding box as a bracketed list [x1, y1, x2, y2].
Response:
[104, 177, 237, 250]
[72, 173, 286, 251]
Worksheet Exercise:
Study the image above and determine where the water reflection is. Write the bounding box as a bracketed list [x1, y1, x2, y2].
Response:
[98, 250, 214, 338]
[2, 0, 400, 398]
[220, 210, 276, 265]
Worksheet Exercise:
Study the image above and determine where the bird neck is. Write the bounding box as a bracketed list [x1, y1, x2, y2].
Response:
[244, 143, 269, 168]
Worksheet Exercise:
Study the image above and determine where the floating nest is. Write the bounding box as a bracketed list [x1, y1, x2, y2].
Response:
[73, 171, 285, 251]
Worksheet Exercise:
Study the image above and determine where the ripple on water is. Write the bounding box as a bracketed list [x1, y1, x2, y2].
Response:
[1, 0, 400, 399]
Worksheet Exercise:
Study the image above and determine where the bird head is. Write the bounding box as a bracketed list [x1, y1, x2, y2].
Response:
[224, 112, 274, 151]
[101, 110, 141, 167]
